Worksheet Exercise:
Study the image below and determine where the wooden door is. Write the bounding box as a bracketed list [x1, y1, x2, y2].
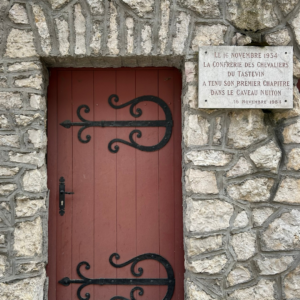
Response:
[47, 68, 183, 300]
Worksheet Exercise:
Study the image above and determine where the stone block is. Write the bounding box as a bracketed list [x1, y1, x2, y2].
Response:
[231, 231, 256, 261]
[90, 21, 102, 54]
[284, 264, 300, 299]
[227, 265, 251, 286]
[283, 119, 300, 143]
[14, 217, 43, 257]
[87, 0, 104, 14]
[274, 86, 300, 120]
[0, 184, 17, 196]
[213, 117, 222, 145]
[0, 255, 7, 277]
[22, 167, 47, 193]
[179, 0, 220, 18]
[8, 3, 28, 24]
[55, 18, 70, 56]
[0, 76, 7, 88]
[265, 29, 291, 46]
[256, 256, 294, 275]
[226, 157, 253, 177]
[0, 115, 10, 129]
[107, 2, 119, 55]
[185, 150, 233, 166]
[186, 282, 214, 300]
[172, 12, 190, 54]
[47, 0, 70, 9]
[185, 169, 219, 194]
[227, 178, 274, 202]
[183, 85, 197, 108]
[186, 254, 227, 274]
[0, 166, 19, 177]
[228, 279, 275, 300]
[274, 177, 300, 204]
[249, 141, 281, 173]
[293, 55, 300, 78]
[159, 0, 170, 54]
[228, 110, 268, 149]
[233, 211, 249, 229]
[141, 25, 152, 54]
[185, 198, 233, 233]
[74, 4, 86, 55]
[291, 10, 300, 47]
[15, 75, 43, 90]
[227, 0, 279, 31]
[5, 29, 37, 58]
[185, 62, 196, 83]
[0, 234, 4, 244]
[15, 196, 46, 218]
[278, 0, 299, 15]
[16, 261, 44, 275]
[185, 235, 223, 257]
[30, 94, 46, 110]
[0, 134, 20, 148]
[121, 0, 154, 17]
[184, 113, 209, 146]
[0, 270, 45, 299]
[287, 148, 300, 170]
[15, 114, 40, 127]
[192, 24, 227, 51]
[252, 207, 274, 227]
[262, 210, 300, 251]
[28, 129, 47, 149]
[235, 34, 252, 46]
[8, 62, 40, 72]
[9, 151, 45, 167]
[0, 92, 22, 109]
[32, 4, 51, 55]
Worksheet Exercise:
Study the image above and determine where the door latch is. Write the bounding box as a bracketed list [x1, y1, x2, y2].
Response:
[59, 177, 74, 216]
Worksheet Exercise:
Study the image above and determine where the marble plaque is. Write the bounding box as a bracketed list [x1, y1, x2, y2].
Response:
[198, 46, 293, 109]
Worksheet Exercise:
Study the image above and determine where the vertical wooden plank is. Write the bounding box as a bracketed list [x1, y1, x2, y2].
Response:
[47, 69, 58, 300]
[158, 70, 176, 299]
[115, 69, 137, 298]
[136, 69, 160, 300]
[56, 70, 74, 300]
[71, 70, 95, 299]
[173, 69, 184, 300]
[94, 69, 117, 299]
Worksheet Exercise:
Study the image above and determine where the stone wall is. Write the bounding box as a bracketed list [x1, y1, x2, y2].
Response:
[0, 0, 300, 299]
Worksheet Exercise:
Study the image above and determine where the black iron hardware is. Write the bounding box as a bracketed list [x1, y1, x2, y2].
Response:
[59, 177, 74, 216]
[59, 253, 175, 300]
[60, 94, 173, 153]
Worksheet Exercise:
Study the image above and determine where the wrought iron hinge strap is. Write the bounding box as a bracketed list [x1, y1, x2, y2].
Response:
[60, 94, 173, 153]
[60, 278, 171, 285]
[59, 253, 175, 300]
[61, 120, 170, 128]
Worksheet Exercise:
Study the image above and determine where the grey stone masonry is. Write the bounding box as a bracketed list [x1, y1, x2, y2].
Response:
[0, 0, 300, 299]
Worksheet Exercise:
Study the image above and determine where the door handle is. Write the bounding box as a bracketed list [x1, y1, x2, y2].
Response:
[59, 177, 74, 216]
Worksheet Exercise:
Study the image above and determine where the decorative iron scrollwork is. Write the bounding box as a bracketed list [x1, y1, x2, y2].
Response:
[59, 253, 175, 300]
[60, 94, 173, 153]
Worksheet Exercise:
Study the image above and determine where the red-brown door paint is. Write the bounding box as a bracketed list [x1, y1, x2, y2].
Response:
[47, 68, 184, 300]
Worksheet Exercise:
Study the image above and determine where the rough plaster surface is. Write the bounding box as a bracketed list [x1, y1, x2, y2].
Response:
[0, 0, 300, 299]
